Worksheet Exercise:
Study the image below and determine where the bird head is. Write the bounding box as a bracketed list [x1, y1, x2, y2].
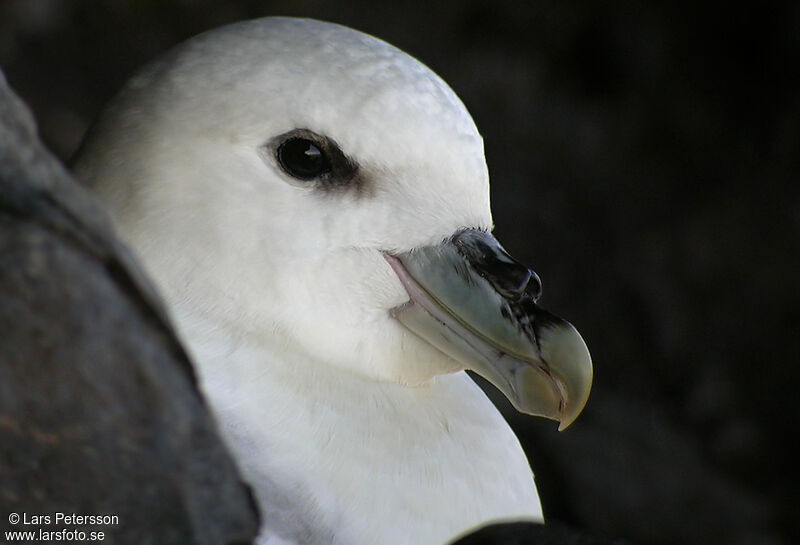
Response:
[74, 17, 591, 429]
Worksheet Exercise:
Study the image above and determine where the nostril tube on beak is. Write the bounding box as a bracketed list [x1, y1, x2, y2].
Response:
[487, 258, 533, 300]
[452, 229, 541, 301]
[526, 270, 543, 302]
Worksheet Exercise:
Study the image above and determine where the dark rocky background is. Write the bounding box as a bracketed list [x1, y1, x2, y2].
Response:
[1, 1, 797, 544]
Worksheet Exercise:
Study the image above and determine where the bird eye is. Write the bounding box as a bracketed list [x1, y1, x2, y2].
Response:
[277, 137, 332, 180]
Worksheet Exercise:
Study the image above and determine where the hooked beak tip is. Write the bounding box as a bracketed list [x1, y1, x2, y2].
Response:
[542, 323, 593, 431]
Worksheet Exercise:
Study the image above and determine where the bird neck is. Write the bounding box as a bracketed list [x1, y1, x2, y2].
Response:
[170, 305, 543, 544]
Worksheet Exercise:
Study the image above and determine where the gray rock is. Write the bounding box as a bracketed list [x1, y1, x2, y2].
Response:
[0, 71, 259, 544]
[450, 521, 630, 545]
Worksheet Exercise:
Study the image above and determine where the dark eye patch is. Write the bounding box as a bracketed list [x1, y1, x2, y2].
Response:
[266, 129, 360, 192]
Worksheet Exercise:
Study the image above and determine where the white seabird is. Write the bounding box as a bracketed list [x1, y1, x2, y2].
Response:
[73, 17, 592, 545]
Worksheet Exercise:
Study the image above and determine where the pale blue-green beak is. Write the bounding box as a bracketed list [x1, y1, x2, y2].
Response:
[385, 229, 592, 430]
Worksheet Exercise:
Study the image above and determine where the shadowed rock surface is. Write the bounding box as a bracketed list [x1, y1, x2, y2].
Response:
[451, 521, 630, 545]
[0, 72, 259, 545]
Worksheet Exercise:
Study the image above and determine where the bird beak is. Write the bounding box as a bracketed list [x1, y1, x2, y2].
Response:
[384, 229, 592, 430]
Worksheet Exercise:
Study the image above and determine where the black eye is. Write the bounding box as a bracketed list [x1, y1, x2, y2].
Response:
[277, 138, 332, 180]
[267, 129, 361, 192]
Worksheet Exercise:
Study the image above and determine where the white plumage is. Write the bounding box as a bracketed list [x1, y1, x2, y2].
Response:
[74, 17, 592, 545]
